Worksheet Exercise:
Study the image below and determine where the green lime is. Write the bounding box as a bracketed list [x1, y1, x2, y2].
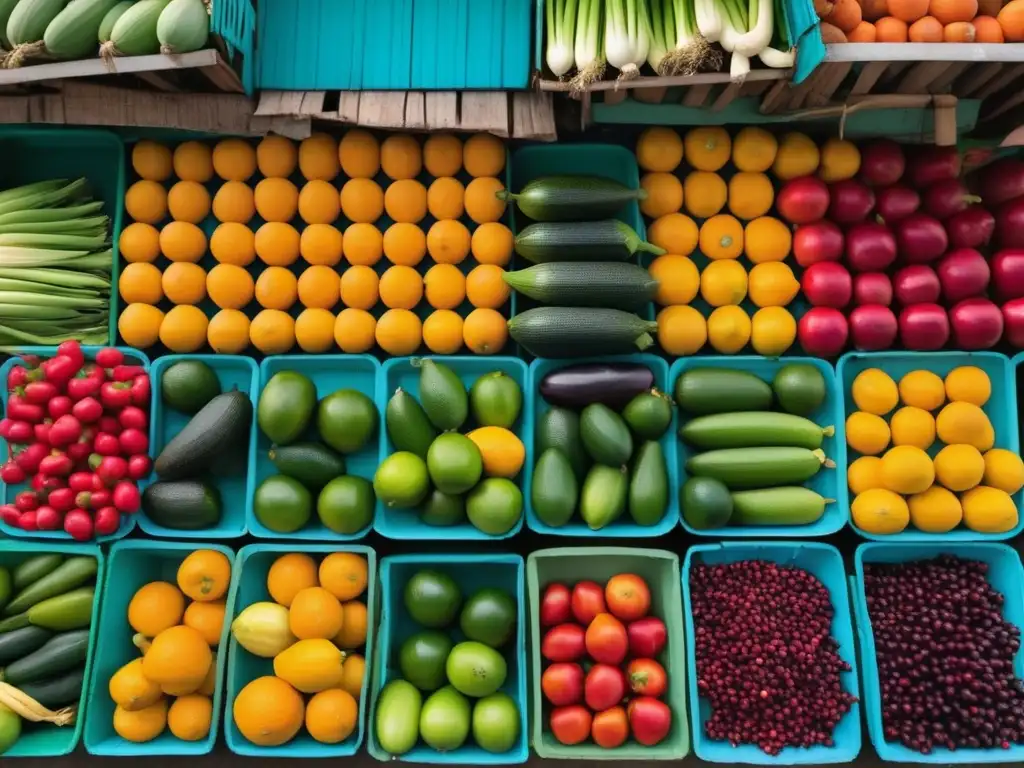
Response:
[254, 475, 311, 533]
[317, 389, 378, 454]
[419, 490, 466, 527]
[404, 569, 462, 628]
[161, 360, 222, 415]
[427, 433, 482, 495]
[466, 478, 522, 536]
[473, 693, 520, 754]
[399, 630, 453, 691]
[470, 371, 522, 429]
[460, 588, 516, 648]
[374, 452, 430, 508]
[317, 476, 374, 534]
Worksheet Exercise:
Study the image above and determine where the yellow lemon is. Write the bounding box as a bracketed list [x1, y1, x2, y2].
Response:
[889, 406, 935, 450]
[747, 262, 799, 308]
[750, 307, 796, 357]
[657, 305, 706, 356]
[700, 260, 747, 307]
[847, 456, 884, 495]
[933, 444, 985, 492]
[852, 368, 899, 416]
[944, 366, 991, 406]
[880, 445, 934, 495]
[961, 486, 1019, 534]
[898, 370, 946, 411]
[908, 486, 962, 533]
[845, 412, 890, 456]
[936, 401, 994, 451]
[706, 305, 750, 355]
[983, 449, 1024, 495]
[852, 489, 909, 535]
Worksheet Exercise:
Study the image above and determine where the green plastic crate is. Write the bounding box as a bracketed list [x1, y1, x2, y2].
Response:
[525, 547, 689, 760]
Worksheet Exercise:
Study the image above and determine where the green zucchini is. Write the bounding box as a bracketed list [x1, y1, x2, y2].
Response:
[27, 587, 94, 631]
[509, 307, 658, 359]
[0, 626, 52, 664]
[43, 0, 123, 59]
[629, 441, 669, 526]
[98, 0, 133, 42]
[515, 220, 665, 263]
[497, 175, 647, 222]
[12, 554, 63, 592]
[674, 369, 773, 415]
[503, 262, 658, 310]
[16, 666, 85, 708]
[730, 487, 830, 526]
[680, 412, 834, 450]
[0, 629, 90, 686]
[685, 447, 831, 489]
[3, 556, 96, 616]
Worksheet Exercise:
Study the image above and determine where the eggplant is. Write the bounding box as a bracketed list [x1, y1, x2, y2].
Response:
[540, 364, 655, 410]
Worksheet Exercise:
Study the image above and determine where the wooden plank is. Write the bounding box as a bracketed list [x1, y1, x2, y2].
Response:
[459, 92, 509, 136]
[357, 91, 407, 129]
[849, 61, 889, 95]
[602, 89, 628, 106]
[806, 61, 852, 107]
[927, 61, 970, 93]
[338, 92, 361, 123]
[826, 42, 1024, 62]
[404, 91, 426, 130]
[424, 91, 458, 130]
[197, 56, 245, 93]
[711, 82, 742, 111]
[896, 61, 952, 94]
[538, 68, 786, 92]
[741, 79, 773, 96]
[298, 92, 325, 115]
[956, 61, 1003, 97]
[982, 88, 1024, 121]
[0, 49, 222, 85]
[511, 91, 556, 141]
[759, 80, 791, 113]
[881, 61, 911, 82]
[633, 86, 667, 104]
[133, 71, 182, 92]
[682, 84, 713, 106]
[976, 62, 1024, 100]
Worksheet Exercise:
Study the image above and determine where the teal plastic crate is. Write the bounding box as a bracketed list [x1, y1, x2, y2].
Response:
[682, 542, 860, 764]
[0, 541, 105, 758]
[250, 355, 379, 539]
[367, 553, 528, 764]
[0, 127, 125, 345]
[82, 540, 236, 756]
[224, 543, 376, 757]
[0, 346, 150, 541]
[213, 0, 257, 95]
[671, 356, 848, 537]
[837, 351, 1022, 541]
[141, 355, 257, 539]
[524, 355, 679, 537]
[852, 541, 1024, 764]
[526, 547, 689, 760]
[374, 356, 528, 541]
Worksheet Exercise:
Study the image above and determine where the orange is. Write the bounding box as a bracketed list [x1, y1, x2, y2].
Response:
[128, 582, 185, 638]
[184, 600, 227, 646]
[684, 127, 731, 172]
[648, 213, 698, 256]
[255, 266, 298, 310]
[212, 181, 255, 223]
[379, 265, 423, 310]
[424, 134, 463, 177]
[383, 222, 427, 266]
[162, 262, 206, 305]
[384, 179, 428, 223]
[744, 217, 792, 263]
[299, 179, 341, 225]
[211, 222, 256, 266]
[233, 676, 304, 747]
[424, 263, 466, 309]
[340, 654, 365, 699]
[160, 221, 206, 263]
[296, 308, 337, 353]
[133, 140, 173, 181]
[375, 308, 422, 355]
[267, 553, 320, 607]
[250, 309, 296, 354]
[636, 127, 684, 172]
[113, 699, 168, 743]
[168, 694, 213, 742]
[464, 177, 507, 224]
[213, 138, 257, 181]
[167, 180, 211, 224]
[289, 586, 343, 640]
[727, 172, 774, 220]
[257, 134, 298, 178]
[423, 310, 464, 354]
[640, 172, 684, 219]
[300, 223, 343, 267]
[343, 223, 383, 266]
[254, 177, 299, 223]
[299, 133, 340, 181]
[340, 179, 384, 224]
[463, 133, 505, 177]
[125, 179, 167, 224]
[206, 264, 255, 310]
[339, 265, 380, 311]
[338, 129, 380, 178]
[334, 600, 368, 649]
[120, 222, 161, 263]
[177, 549, 231, 602]
[140, 625, 212, 694]
[427, 219, 471, 264]
[305, 689, 357, 745]
[427, 177, 465, 220]
[255, 222, 300, 266]
[648, 254, 699, 306]
[699, 214, 744, 260]
[463, 307, 507, 355]
[683, 171, 727, 219]
[466, 264, 510, 309]
[471, 222, 513, 266]
[335, 308, 377, 353]
[172, 141, 213, 183]
[319, 553, 368, 601]
[298, 265, 341, 309]
[381, 134, 423, 180]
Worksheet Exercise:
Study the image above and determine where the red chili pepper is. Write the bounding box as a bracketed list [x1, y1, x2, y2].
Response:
[94, 348, 124, 368]
[22, 380, 57, 405]
[47, 395, 73, 419]
[7, 395, 44, 423]
[6, 366, 27, 391]
[100, 381, 132, 409]
[129, 374, 150, 407]
[111, 364, 145, 383]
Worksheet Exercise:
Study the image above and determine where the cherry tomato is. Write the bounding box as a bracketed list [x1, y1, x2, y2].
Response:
[584, 663, 626, 711]
[628, 696, 672, 746]
[585, 612, 628, 665]
[605, 573, 651, 621]
[541, 662, 584, 706]
[627, 616, 667, 657]
[592, 706, 629, 749]
[541, 583, 572, 627]
[542, 623, 586, 663]
[572, 580, 607, 626]
[627, 658, 667, 698]
[549, 705, 592, 746]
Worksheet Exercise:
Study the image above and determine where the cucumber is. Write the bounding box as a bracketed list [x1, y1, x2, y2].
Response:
[4, 556, 96, 616]
[0, 626, 52, 664]
[497, 175, 648, 222]
[142, 480, 222, 529]
[154, 389, 252, 481]
[385, 388, 438, 459]
[12, 554, 63, 592]
[376, 679, 422, 756]
[731, 487, 830, 525]
[680, 411, 833, 450]
[537, 407, 589, 480]
[16, 666, 85, 708]
[629, 441, 668, 526]
[515, 220, 665, 264]
[685, 447, 830, 489]
[509, 307, 658, 359]
[0, 567, 8, 612]
[674, 368, 773, 415]
[580, 465, 628, 530]
[580, 404, 633, 467]
[0, 629, 90, 686]
[28, 587, 94, 631]
[502, 262, 658, 310]
[269, 442, 346, 491]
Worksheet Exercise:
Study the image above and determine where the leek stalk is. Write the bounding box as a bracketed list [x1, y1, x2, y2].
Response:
[606, 0, 651, 80]
[570, 0, 605, 92]
[546, 0, 579, 77]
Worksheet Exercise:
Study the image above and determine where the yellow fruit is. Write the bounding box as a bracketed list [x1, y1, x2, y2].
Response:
[255, 222, 301, 266]
[845, 411, 891, 456]
[299, 133, 340, 181]
[908, 486, 962, 533]
[636, 127, 683, 172]
[160, 221, 206, 263]
[173, 141, 213, 183]
[700, 260, 747, 307]
[747, 262, 799, 308]
[129, 581, 185, 637]
[210, 222, 256, 266]
[212, 181, 254, 224]
[728, 172, 774, 220]
[340, 653, 365, 699]
[335, 601, 368, 649]
[305, 689, 358, 745]
[184, 600, 226, 646]
[198, 654, 217, 696]
[466, 264, 510, 309]
[819, 138, 860, 182]
[254, 177, 299, 223]
[167, 180, 210, 224]
[423, 310, 464, 354]
[343, 223, 383, 266]
[141, 625, 212, 693]
[898, 370, 946, 411]
[233, 676, 304, 747]
[231, 602, 297, 657]
[881, 445, 935, 495]
[120, 222, 161, 263]
[162, 262, 206, 305]
[852, 368, 899, 415]
[684, 127, 730, 172]
[213, 138, 256, 181]
[257, 134, 298, 178]
[732, 127, 778, 173]
[339, 265, 380, 311]
[648, 213, 699, 255]
[932, 443, 985, 492]
[683, 171, 727, 218]
[289, 587, 343, 641]
[133, 140, 172, 181]
[300, 223, 343, 267]
[423, 133, 463, 177]
[110, 658, 162, 712]
[381, 134, 423, 180]
[772, 132, 820, 180]
[983, 449, 1024, 495]
[657, 305, 706, 356]
[114, 699, 168, 743]
[750, 306, 796, 356]
[267, 553, 319, 607]
[467, 426, 525, 478]
[464, 133, 505, 177]
[319, 553, 368, 601]
[852, 488, 910, 535]
[427, 177, 465, 220]
[944, 365, 991, 406]
[338, 129, 380, 179]
[255, 266, 298, 310]
[848, 456, 884, 495]
[168, 694, 213, 742]
[299, 179, 341, 225]
[335, 308, 377, 353]
[707, 305, 751, 355]
[640, 172, 683, 218]
[118, 304, 164, 349]
[648, 254, 699, 306]
[744, 217, 792, 263]
[889, 406, 936, 450]
[125, 180, 167, 225]
[340, 178, 384, 224]
[383, 222, 427, 267]
[427, 219, 471, 264]
[119, 262, 163, 305]
[424, 263, 466, 310]
[297, 264, 341, 309]
[472, 222, 514, 266]
[208, 309, 250, 354]
[274, 638, 346, 694]
[376, 308, 422, 356]
[159, 305, 208, 353]
[936, 401, 994, 450]
[295, 308, 337, 353]
[385, 179, 428, 224]
[464, 177, 507, 224]
[463, 308, 507, 355]
[962, 486, 1019, 533]
[250, 309, 295, 354]
[207, 264, 254, 310]
[178, 549, 231, 602]
[699, 214, 744, 260]
[379, 265, 424, 310]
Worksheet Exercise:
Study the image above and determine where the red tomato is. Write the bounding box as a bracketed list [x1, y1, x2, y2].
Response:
[572, 580, 607, 625]
[584, 663, 627, 711]
[550, 705, 592, 746]
[541, 582, 572, 627]
[592, 706, 629, 749]
[542, 623, 586, 662]
[542, 662, 584, 706]
[585, 612, 628, 665]
[627, 658, 667, 698]
[627, 616, 667, 657]
[628, 696, 672, 746]
[605, 573, 651, 621]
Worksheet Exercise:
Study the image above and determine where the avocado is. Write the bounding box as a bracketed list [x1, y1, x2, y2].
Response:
[681, 476, 733, 529]
[419, 490, 466, 527]
[404, 570, 462, 628]
[773, 364, 827, 416]
[268, 442, 345, 490]
[142, 480, 222, 530]
[386, 388, 437, 458]
[417, 359, 468, 431]
[253, 475, 312, 533]
[580, 403, 633, 467]
[530, 448, 578, 528]
[317, 389, 378, 454]
[161, 360, 221, 415]
[628, 440, 669, 526]
[579, 464, 628, 530]
[258, 371, 316, 445]
[154, 390, 252, 481]
[537, 407, 589, 480]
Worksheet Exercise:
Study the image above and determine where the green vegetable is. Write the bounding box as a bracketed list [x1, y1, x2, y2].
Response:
[544, 0, 578, 77]
[681, 476, 733, 529]
[0, 629, 90, 686]
[537, 407, 589, 480]
[43, 0, 124, 59]
[12, 554, 63, 592]
[385, 388, 437, 459]
[0, 625, 52, 664]
[497, 176, 647, 222]
[515, 220, 664, 263]
[258, 371, 316, 445]
[680, 411, 833, 450]
[98, 0, 133, 42]
[3, 556, 96, 616]
[5, 0, 65, 53]
[773, 364, 827, 416]
[628, 440, 668, 525]
[674, 368, 773, 415]
[16, 666, 85, 709]
[622, 390, 673, 439]
[580, 403, 633, 467]
[531, 448, 578, 528]
[27, 587, 95, 631]
[580, 464, 628, 530]
[104, 0, 172, 56]
[376, 680, 423, 756]
[416, 358, 468, 432]
[268, 442, 346, 491]
[160, 359, 221, 414]
[141, 480, 222, 530]
[0, 567, 9, 612]
[503, 262, 658, 310]
[509, 307, 658, 358]
[730, 486, 830, 526]
[154, 390, 252, 481]
[0, 0, 22, 48]
[155, 0, 209, 54]
[685, 446, 831, 489]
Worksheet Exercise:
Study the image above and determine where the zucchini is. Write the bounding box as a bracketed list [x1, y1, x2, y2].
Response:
[98, 0, 132, 42]
[154, 389, 252, 480]
[27, 587, 95, 631]
[497, 175, 647, 222]
[4, 556, 96, 616]
[269, 442, 345, 491]
[0, 629, 90, 686]
[104, 0, 171, 56]
[43, 0, 122, 59]
[540, 364, 655, 410]
[674, 368, 773, 415]
[680, 411, 834, 450]
[156, 0, 208, 54]
[515, 220, 664, 263]
[16, 666, 85, 708]
[731, 487, 830, 526]
[0, 626, 52, 664]
[503, 262, 658, 310]
[685, 447, 831, 489]
[142, 479, 222, 529]
[12, 554, 63, 592]
[509, 307, 658, 359]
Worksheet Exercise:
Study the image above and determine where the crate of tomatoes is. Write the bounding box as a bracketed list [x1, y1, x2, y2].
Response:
[526, 547, 688, 759]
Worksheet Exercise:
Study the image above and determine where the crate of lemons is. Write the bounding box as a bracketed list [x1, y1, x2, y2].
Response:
[845, 366, 1024, 536]
[106, 550, 231, 744]
[117, 130, 513, 357]
[229, 552, 369, 748]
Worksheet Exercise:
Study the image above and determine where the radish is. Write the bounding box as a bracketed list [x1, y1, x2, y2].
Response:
[845, 222, 897, 272]
[946, 206, 995, 249]
[793, 221, 844, 267]
[801, 262, 853, 308]
[63, 509, 93, 541]
[923, 178, 980, 220]
[893, 265, 941, 306]
[876, 186, 920, 224]
[828, 179, 875, 224]
[94, 506, 121, 536]
[950, 297, 1004, 350]
[936, 248, 990, 303]
[991, 249, 1024, 300]
[896, 213, 948, 264]
[777, 177, 830, 224]
[908, 146, 961, 188]
[980, 159, 1024, 206]
[996, 197, 1024, 248]
[1002, 298, 1024, 347]
[850, 305, 898, 351]
[899, 303, 950, 350]
[859, 140, 906, 186]
[797, 307, 849, 357]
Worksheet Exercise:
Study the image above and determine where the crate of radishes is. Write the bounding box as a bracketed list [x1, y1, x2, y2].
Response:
[0, 343, 151, 541]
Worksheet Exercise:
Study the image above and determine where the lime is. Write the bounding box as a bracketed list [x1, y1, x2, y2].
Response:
[472, 693, 520, 754]
[419, 490, 466, 527]
[426, 433, 482, 495]
[400, 630, 454, 692]
[466, 478, 522, 535]
[317, 389, 378, 454]
[460, 588, 516, 648]
[374, 452, 429, 508]
[470, 371, 522, 429]
[254, 475, 311, 533]
[317, 476, 374, 534]
[404, 569, 462, 628]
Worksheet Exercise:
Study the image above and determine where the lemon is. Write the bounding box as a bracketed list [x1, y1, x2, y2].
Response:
[944, 366, 991, 406]
[898, 370, 945, 411]
[847, 456, 884, 495]
[750, 307, 796, 356]
[747, 262, 799, 308]
[657, 305, 706, 356]
[908, 486, 962, 533]
[933, 444, 985, 492]
[699, 260, 747, 307]
[706, 305, 750, 354]
[845, 412, 890, 456]
[962, 486, 1019, 534]
[851, 489, 909, 535]
[983, 449, 1024, 495]
[851, 368, 899, 416]
[881, 445, 934, 495]
[936, 401, 994, 451]
[889, 406, 935, 450]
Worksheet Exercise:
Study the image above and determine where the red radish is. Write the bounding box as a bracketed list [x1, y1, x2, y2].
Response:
[0, 505, 19, 527]
[793, 221, 844, 267]
[991, 249, 1024, 300]
[63, 509, 93, 541]
[798, 308, 849, 357]
[47, 395, 73, 420]
[896, 214, 948, 263]
[937, 248, 990, 303]
[47, 487, 75, 512]
[66, 439, 92, 464]
[35, 506, 61, 531]
[7, 396, 43, 423]
[15, 443, 48, 473]
[112, 481, 141, 513]
[39, 452, 72, 477]
[112, 365, 145, 383]
[14, 492, 37, 511]
[845, 222, 897, 272]
[96, 456, 128, 487]
[119, 428, 148, 456]
[76, 490, 112, 511]
[6, 367, 26, 391]
[802, 263, 853, 308]
[0, 461, 24, 484]
[828, 179, 875, 224]
[95, 348, 124, 368]
[876, 186, 921, 223]
[130, 374, 150, 406]
[980, 159, 1024, 206]
[893, 265, 941, 305]
[71, 397, 103, 424]
[118, 406, 147, 431]
[909, 146, 961, 188]
[41, 355, 79, 385]
[98, 416, 121, 436]
[860, 140, 906, 186]
[65, 371, 101, 401]
[127, 455, 152, 481]
[850, 305, 899, 351]
[18, 510, 38, 531]
[1002, 298, 1024, 347]
[923, 178, 980, 220]
[996, 197, 1024, 247]
[56, 340, 83, 366]
[33, 422, 52, 445]
[776, 177, 830, 224]
[94, 506, 121, 536]
[99, 381, 132, 409]
[6, 421, 32, 443]
[946, 206, 995, 249]
[48, 415, 82, 446]
[899, 303, 950, 350]
[950, 297, 1004, 350]
[93, 433, 120, 456]
[68, 471, 95, 493]
[22, 381, 57, 405]
[30, 474, 62, 494]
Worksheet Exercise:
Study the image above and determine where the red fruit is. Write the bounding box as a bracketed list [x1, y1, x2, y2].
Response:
[130, 374, 151, 407]
[979, 158, 1024, 205]
[65, 371, 101, 402]
[571, 581, 607, 626]
[0, 419, 13, 439]
[605, 574, 651, 622]
[56, 340, 84, 365]
[100, 381, 132, 409]
[22, 381, 57, 405]
[998, 197, 1024, 247]
[118, 428, 148, 456]
[628, 616, 668, 657]
[118, 406, 148, 431]
[95, 456, 128, 487]
[798, 308, 849, 357]
[14, 491, 38, 512]
[845, 222, 897, 272]
[0, 461, 24, 484]
[112, 365, 145, 383]
[93, 433, 121, 456]
[6, 366, 27, 391]
[5, 421, 32, 443]
[93, 506, 121, 536]
[937, 248, 990, 303]
[31, 474, 62, 495]
[860, 140, 906, 186]
[127, 454, 152, 481]
[541, 583, 572, 628]
[95, 348, 124, 368]
[47, 487, 75, 513]
[876, 185, 921, 224]
[591, 706, 629, 749]
[41, 355, 79, 385]
[585, 613, 628, 665]
[15, 442, 49, 473]
[992, 249, 1024, 301]
[549, 706, 592, 746]
[71, 397, 103, 424]
[896, 213, 948, 264]
[68, 471, 96, 493]
[7, 395, 44, 423]
[542, 624, 586, 663]
[853, 272, 893, 306]
[48, 414, 83, 447]
[541, 663, 585, 706]
[850, 305, 898, 351]
[923, 178, 979, 220]
[46, 395, 73, 420]
[35, 505, 61, 531]
[98, 416, 121, 436]
[899, 303, 950, 351]
[792, 221, 844, 267]
[63, 509, 93, 541]
[33, 421, 53, 445]
[18, 510, 38, 531]
[776, 176, 830, 224]
[112, 481, 141, 513]
[75, 490, 111, 511]
[38, 452, 72, 477]
[0, 505, 20, 526]
[893, 265, 941, 305]
[909, 146, 961, 188]
[802, 262, 853, 309]
[946, 206, 995, 249]
[627, 658, 668, 698]
[584, 663, 627, 711]
[827, 179, 875, 224]
[1002, 298, 1024, 347]
[950, 297, 1004, 350]
[627, 696, 673, 747]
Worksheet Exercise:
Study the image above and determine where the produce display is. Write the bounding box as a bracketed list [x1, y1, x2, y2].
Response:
[0, 551, 99, 755]
[816, 0, 1023, 43]
[845, 365, 1024, 535]
[0, 342, 148, 539]
[230, 551, 368, 748]
[678, 363, 837, 531]
[117, 132, 513, 356]
[977, 156, 1024, 346]
[373, 566, 522, 758]
[529, 361, 672, 531]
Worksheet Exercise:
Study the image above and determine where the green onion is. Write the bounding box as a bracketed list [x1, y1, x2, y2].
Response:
[570, 0, 605, 92]
[546, 0, 579, 77]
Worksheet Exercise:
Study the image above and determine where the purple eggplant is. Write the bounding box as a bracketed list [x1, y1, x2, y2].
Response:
[540, 364, 655, 410]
